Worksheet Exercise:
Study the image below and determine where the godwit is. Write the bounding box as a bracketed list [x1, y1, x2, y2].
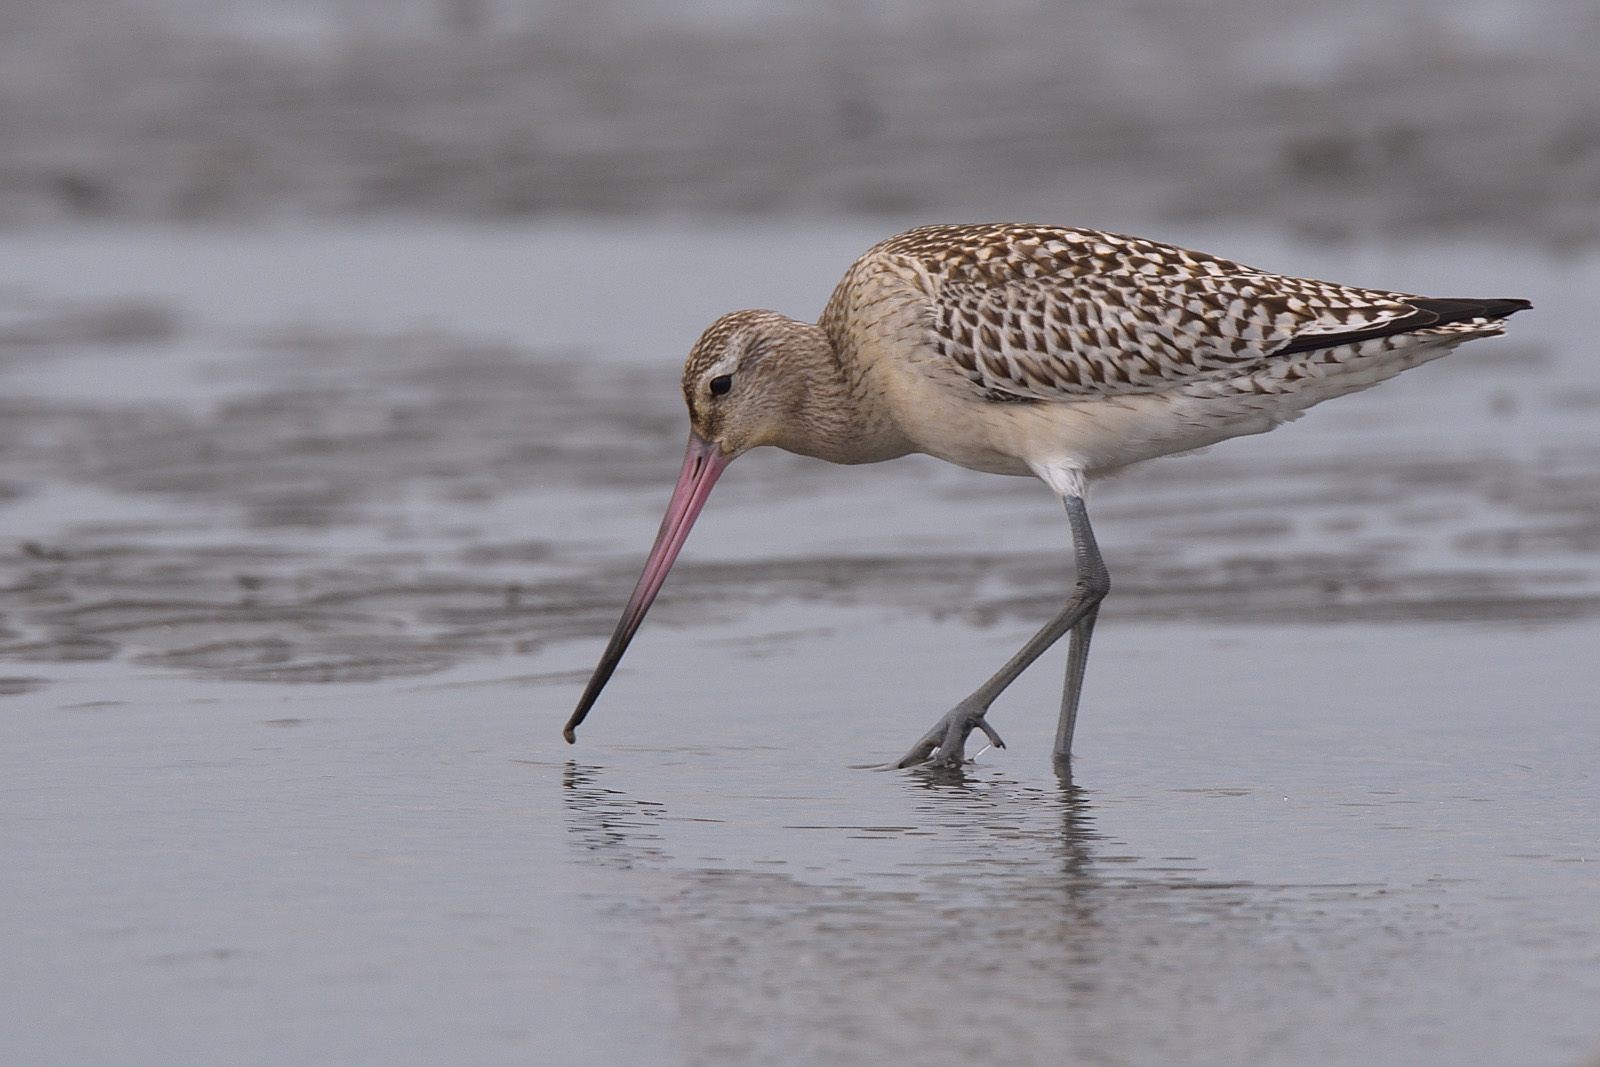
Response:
[563, 223, 1530, 768]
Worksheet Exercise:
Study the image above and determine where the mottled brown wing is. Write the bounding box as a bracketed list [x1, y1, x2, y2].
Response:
[882, 224, 1428, 401]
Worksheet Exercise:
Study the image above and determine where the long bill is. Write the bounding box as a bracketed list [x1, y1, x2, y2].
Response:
[563, 432, 732, 742]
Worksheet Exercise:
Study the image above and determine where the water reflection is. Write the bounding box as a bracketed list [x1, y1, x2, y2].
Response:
[902, 754, 1100, 887]
[556, 754, 1501, 1062]
[561, 761, 669, 868]
[556, 759, 1290, 1063]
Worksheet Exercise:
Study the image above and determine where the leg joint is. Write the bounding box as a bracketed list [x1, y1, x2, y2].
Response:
[1077, 569, 1110, 602]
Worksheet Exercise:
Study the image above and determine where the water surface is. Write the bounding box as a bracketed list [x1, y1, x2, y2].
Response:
[1, 221, 1597, 1066]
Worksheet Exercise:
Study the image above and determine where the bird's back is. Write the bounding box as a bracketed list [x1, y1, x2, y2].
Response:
[817, 223, 1529, 477]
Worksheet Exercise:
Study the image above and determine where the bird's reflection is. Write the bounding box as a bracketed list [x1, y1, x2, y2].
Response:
[558, 758, 1139, 1062]
[562, 756, 1104, 894]
[901, 753, 1104, 941]
[560, 760, 668, 868]
[1053, 755, 1097, 882]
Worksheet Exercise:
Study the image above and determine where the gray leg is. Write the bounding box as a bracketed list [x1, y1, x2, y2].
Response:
[1054, 494, 1106, 759]
[1054, 606, 1099, 759]
[897, 495, 1109, 768]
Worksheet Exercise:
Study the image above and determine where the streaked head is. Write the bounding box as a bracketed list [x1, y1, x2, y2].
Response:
[563, 309, 819, 742]
[681, 309, 823, 459]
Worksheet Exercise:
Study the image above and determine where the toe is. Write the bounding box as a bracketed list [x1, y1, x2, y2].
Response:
[974, 716, 1005, 750]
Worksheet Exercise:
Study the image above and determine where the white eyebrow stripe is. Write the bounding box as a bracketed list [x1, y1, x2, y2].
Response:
[704, 332, 745, 379]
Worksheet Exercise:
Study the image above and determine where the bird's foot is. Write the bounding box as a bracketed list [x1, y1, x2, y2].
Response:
[895, 701, 1005, 769]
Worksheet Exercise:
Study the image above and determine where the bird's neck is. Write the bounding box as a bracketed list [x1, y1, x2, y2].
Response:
[771, 319, 913, 466]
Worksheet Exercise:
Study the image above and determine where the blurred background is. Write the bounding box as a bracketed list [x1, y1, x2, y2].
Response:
[4, 0, 1599, 241]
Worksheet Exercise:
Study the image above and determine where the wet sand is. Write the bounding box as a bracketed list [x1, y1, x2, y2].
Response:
[1, 220, 1598, 1065]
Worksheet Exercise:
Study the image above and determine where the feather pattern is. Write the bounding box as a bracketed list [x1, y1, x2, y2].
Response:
[825, 223, 1525, 404]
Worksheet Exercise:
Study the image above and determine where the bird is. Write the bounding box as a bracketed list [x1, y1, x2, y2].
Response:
[562, 223, 1531, 768]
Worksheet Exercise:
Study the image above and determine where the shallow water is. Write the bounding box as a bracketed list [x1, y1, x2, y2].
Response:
[1, 220, 1598, 1065]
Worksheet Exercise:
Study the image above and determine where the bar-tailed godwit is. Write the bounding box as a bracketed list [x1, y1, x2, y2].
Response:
[563, 223, 1530, 768]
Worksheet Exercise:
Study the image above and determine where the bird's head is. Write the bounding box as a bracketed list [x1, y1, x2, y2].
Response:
[681, 309, 823, 459]
[563, 309, 827, 743]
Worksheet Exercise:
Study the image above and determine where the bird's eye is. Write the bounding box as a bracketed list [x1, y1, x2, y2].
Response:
[709, 374, 733, 397]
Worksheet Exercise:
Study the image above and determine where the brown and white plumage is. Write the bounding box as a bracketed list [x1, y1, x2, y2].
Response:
[567, 223, 1531, 767]
[847, 223, 1517, 401]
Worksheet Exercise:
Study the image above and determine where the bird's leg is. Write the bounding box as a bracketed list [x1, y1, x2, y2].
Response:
[1054, 494, 1107, 760]
[897, 495, 1108, 769]
[1055, 603, 1099, 761]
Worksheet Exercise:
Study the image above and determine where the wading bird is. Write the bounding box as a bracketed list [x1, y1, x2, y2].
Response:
[563, 223, 1530, 768]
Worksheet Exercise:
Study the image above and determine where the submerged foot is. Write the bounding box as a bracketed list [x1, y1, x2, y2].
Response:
[895, 702, 1005, 769]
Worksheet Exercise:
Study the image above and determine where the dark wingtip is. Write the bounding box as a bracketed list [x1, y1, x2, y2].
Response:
[1412, 296, 1533, 321]
[1484, 297, 1533, 317]
[1275, 295, 1533, 357]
